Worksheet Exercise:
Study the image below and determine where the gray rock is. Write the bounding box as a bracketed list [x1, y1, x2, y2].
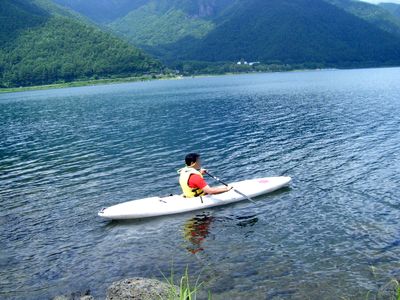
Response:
[53, 296, 94, 300]
[53, 290, 94, 300]
[106, 277, 177, 300]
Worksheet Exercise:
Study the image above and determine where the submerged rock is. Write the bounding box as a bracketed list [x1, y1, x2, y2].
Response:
[106, 277, 177, 300]
[53, 290, 94, 300]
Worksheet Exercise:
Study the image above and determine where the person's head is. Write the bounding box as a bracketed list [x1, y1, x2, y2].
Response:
[185, 153, 201, 168]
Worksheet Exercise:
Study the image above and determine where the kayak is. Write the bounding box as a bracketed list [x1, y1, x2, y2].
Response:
[98, 176, 291, 220]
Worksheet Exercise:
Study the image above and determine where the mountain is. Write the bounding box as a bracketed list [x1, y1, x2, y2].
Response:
[52, 0, 149, 24]
[162, 0, 400, 66]
[53, 0, 237, 24]
[54, 0, 237, 47]
[327, 0, 400, 38]
[380, 2, 400, 19]
[5, 0, 400, 82]
[107, 0, 229, 47]
[0, 0, 162, 88]
[68, 0, 400, 68]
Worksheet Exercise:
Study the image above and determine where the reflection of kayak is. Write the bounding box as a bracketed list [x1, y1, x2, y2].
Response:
[98, 176, 291, 220]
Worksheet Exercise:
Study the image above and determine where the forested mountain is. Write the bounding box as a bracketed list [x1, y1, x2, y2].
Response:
[107, 0, 233, 47]
[52, 0, 149, 24]
[3, 0, 400, 88]
[327, 0, 400, 38]
[380, 2, 400, 19]
[170, 0, 400, 66]
[53, 0, 400, 68]
[0, 0, 162, 88]
[55, 0, 237, 47]
[53, 0, 237, 24]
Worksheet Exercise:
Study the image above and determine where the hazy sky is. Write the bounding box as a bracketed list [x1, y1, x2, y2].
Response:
[360, 0, 400, 3]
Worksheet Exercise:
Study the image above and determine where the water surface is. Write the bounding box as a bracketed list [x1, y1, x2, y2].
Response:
[1, 68, 400, 299]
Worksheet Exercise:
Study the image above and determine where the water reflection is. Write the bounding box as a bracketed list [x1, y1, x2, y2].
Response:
[236, 215, 259, 227]
[2, 68, 400, 299]
[183, 213, 259, 254]
[183, 214, 214, 254]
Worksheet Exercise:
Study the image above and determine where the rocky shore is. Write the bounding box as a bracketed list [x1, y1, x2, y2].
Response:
[53, 277, 177, 300]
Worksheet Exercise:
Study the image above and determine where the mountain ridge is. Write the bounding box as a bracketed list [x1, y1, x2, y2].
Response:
[103, 0, 400, 67]
[138, 0, 400, 67]
[205, 0, 400, 63]
[0, 0, 162, 88]
[379, 2, 400, 18]
[3, 0, 400, 88]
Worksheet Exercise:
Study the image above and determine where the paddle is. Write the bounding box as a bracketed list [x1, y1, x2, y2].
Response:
[204, 170, 256, 204]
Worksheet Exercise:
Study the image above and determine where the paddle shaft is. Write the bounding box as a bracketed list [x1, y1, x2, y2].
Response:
[204, 171, 256, 204]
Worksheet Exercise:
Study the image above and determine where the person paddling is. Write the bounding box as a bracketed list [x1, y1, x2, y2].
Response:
[178, 153, 232, 198]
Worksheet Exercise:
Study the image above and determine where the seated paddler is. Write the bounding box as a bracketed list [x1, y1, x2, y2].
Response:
[178, 153, 232, 198]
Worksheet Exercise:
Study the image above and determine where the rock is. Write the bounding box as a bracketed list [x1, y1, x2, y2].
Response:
[53, 289, 94, 300]
[106, 277, 177, 300]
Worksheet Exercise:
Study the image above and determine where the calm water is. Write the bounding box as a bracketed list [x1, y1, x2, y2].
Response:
[1, 68, 400, 299]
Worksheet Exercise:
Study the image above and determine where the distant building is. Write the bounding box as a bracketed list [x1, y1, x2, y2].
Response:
[237, 60, 260, 66]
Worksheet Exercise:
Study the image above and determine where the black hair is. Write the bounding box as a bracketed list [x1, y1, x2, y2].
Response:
[185, 153, 200, 166]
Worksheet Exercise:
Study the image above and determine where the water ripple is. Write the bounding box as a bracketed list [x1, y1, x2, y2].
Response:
[1, 68, 400, 299]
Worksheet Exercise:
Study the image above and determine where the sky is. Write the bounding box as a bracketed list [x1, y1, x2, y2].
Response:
[359, 0, 400, 3]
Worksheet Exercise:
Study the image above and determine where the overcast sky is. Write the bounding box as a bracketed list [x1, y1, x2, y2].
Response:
[359, 0, 400, 4]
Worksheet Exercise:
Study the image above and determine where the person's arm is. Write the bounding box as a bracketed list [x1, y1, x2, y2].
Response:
[202, 185, 232, 195]
[189, 173, 232, 195]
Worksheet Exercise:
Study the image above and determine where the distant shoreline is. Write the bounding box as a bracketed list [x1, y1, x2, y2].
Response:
[0, 68, 333, 94]
[2, 65, 399, 94]
[0, 74, 180, 94]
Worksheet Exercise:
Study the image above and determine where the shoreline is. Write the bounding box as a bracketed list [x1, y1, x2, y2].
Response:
[0, 69, 328, 94]
[0, 74, 181, 94]
[1, 65, 399, 94]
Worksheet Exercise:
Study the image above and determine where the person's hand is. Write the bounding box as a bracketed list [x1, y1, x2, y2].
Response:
[200, 168, 207, 174]
[225, 185, 233, 192]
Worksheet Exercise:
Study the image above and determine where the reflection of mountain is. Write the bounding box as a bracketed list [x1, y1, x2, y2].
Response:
[183, 214, 214, 254]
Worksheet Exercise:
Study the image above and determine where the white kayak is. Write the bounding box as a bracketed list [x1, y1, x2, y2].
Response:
[98, 176, 291, 220]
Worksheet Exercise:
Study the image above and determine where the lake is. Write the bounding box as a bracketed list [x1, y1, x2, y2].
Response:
[1, 68, 400, 299]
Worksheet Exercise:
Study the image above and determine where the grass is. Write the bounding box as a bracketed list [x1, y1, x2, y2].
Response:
[397, 284, 400, 300]
[377, 279, 400, 300]
[161, 266, 211, 300]
[360, 278, 400, 300]
[162, 271, 400, 300]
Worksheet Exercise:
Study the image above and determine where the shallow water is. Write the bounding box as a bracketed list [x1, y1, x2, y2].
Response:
[1, 68, 400, 299]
